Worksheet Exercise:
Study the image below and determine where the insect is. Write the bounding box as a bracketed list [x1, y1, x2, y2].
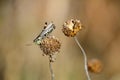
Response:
[33, 22, 56, 45]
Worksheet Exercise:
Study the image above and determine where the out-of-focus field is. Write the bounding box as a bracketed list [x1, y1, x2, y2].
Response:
[0, 0, 120, 80]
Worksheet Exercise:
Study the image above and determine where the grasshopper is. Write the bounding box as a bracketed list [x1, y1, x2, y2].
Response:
[33, 22, 56, 45]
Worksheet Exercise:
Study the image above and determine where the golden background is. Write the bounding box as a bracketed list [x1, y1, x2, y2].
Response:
[0, 0, 120, 80]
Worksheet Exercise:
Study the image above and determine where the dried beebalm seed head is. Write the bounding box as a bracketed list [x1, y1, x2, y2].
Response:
[39, 35, 61, 56]
[62, 19, 82, 37]
[88, 59, 103, 73]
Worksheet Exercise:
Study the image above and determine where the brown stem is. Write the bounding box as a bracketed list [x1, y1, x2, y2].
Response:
[74, 36, 91, 80]
[49, 61, 55, 80]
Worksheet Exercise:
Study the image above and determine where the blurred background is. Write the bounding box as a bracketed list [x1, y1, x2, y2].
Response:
[0, 0, 120, 80]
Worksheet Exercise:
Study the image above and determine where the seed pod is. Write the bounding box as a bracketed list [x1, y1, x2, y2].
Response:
[62, 19, 83, 37]
[39, 35, 61, 62]
[88, 59, 103, 73]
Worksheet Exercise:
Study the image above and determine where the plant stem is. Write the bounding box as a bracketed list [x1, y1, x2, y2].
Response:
[49, 61, 55, 80]
[74, 36, 91, 80]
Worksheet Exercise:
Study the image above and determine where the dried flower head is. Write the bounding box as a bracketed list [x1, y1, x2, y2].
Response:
[88, 59, 103, 73]
[62, 19, 82, 37]
[39, 35, 61, 62]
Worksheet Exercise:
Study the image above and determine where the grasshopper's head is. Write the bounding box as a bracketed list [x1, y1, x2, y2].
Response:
[33, 36, 42, 45]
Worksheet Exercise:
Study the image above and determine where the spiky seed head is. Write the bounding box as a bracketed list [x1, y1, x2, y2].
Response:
[40, 35, 61, 56]
[62, 19, 83, 37]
